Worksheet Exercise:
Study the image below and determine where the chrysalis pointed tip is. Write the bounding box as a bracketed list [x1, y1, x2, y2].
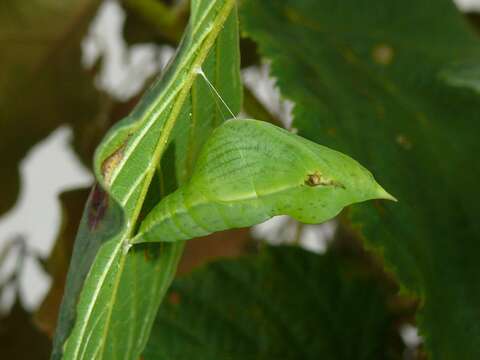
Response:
[377, 186, 397, 202]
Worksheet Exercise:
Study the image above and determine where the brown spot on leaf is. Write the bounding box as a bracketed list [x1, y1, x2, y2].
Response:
[396, 134, 413, 150]
[101, 142, 128, 186]
[372, 44, 394, 65]
[87, 183, 109, 231]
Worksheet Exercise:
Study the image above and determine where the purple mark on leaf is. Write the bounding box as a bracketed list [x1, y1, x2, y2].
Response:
[88, 183, 109, 231]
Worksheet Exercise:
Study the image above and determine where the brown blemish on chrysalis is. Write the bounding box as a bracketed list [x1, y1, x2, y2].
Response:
[305, 172, 322, 186]
[372, 44, 394, 65]
[88, 183, 109, 231]
[305, 172, 345, 188]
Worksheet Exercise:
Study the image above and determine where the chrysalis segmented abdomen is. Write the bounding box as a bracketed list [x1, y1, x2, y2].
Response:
[139, 189, 201, 242]
[138, 184, 272, 243]
[138, 187, 237, 242]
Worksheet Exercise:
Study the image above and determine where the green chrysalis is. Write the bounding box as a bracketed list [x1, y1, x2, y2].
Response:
[132, 119, 395, 244]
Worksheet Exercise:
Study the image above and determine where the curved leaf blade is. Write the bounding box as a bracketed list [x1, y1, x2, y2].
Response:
[52, 1, 241, 359]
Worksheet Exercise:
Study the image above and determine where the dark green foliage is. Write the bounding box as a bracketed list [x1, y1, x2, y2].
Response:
[241, 0, 480, 357]
[145, 246, 403, 360]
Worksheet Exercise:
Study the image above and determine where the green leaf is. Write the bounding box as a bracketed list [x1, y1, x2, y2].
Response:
[144, 246, 403, 359]
[52, 1, 241, 359]
[241, 0, 480, 358]
[35, 189, 90, 338]
[134, 119, 394, 244]
[439, 59, 480, 94]
[0, 0, 101, 215]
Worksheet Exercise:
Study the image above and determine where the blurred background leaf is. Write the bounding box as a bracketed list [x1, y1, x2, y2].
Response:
[145, 246, 406, 360]
[0, 301, 51, 360]
[0, 0, 102, 215]
[240, 0, 480, 357]
[120, 0, 188, 45]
